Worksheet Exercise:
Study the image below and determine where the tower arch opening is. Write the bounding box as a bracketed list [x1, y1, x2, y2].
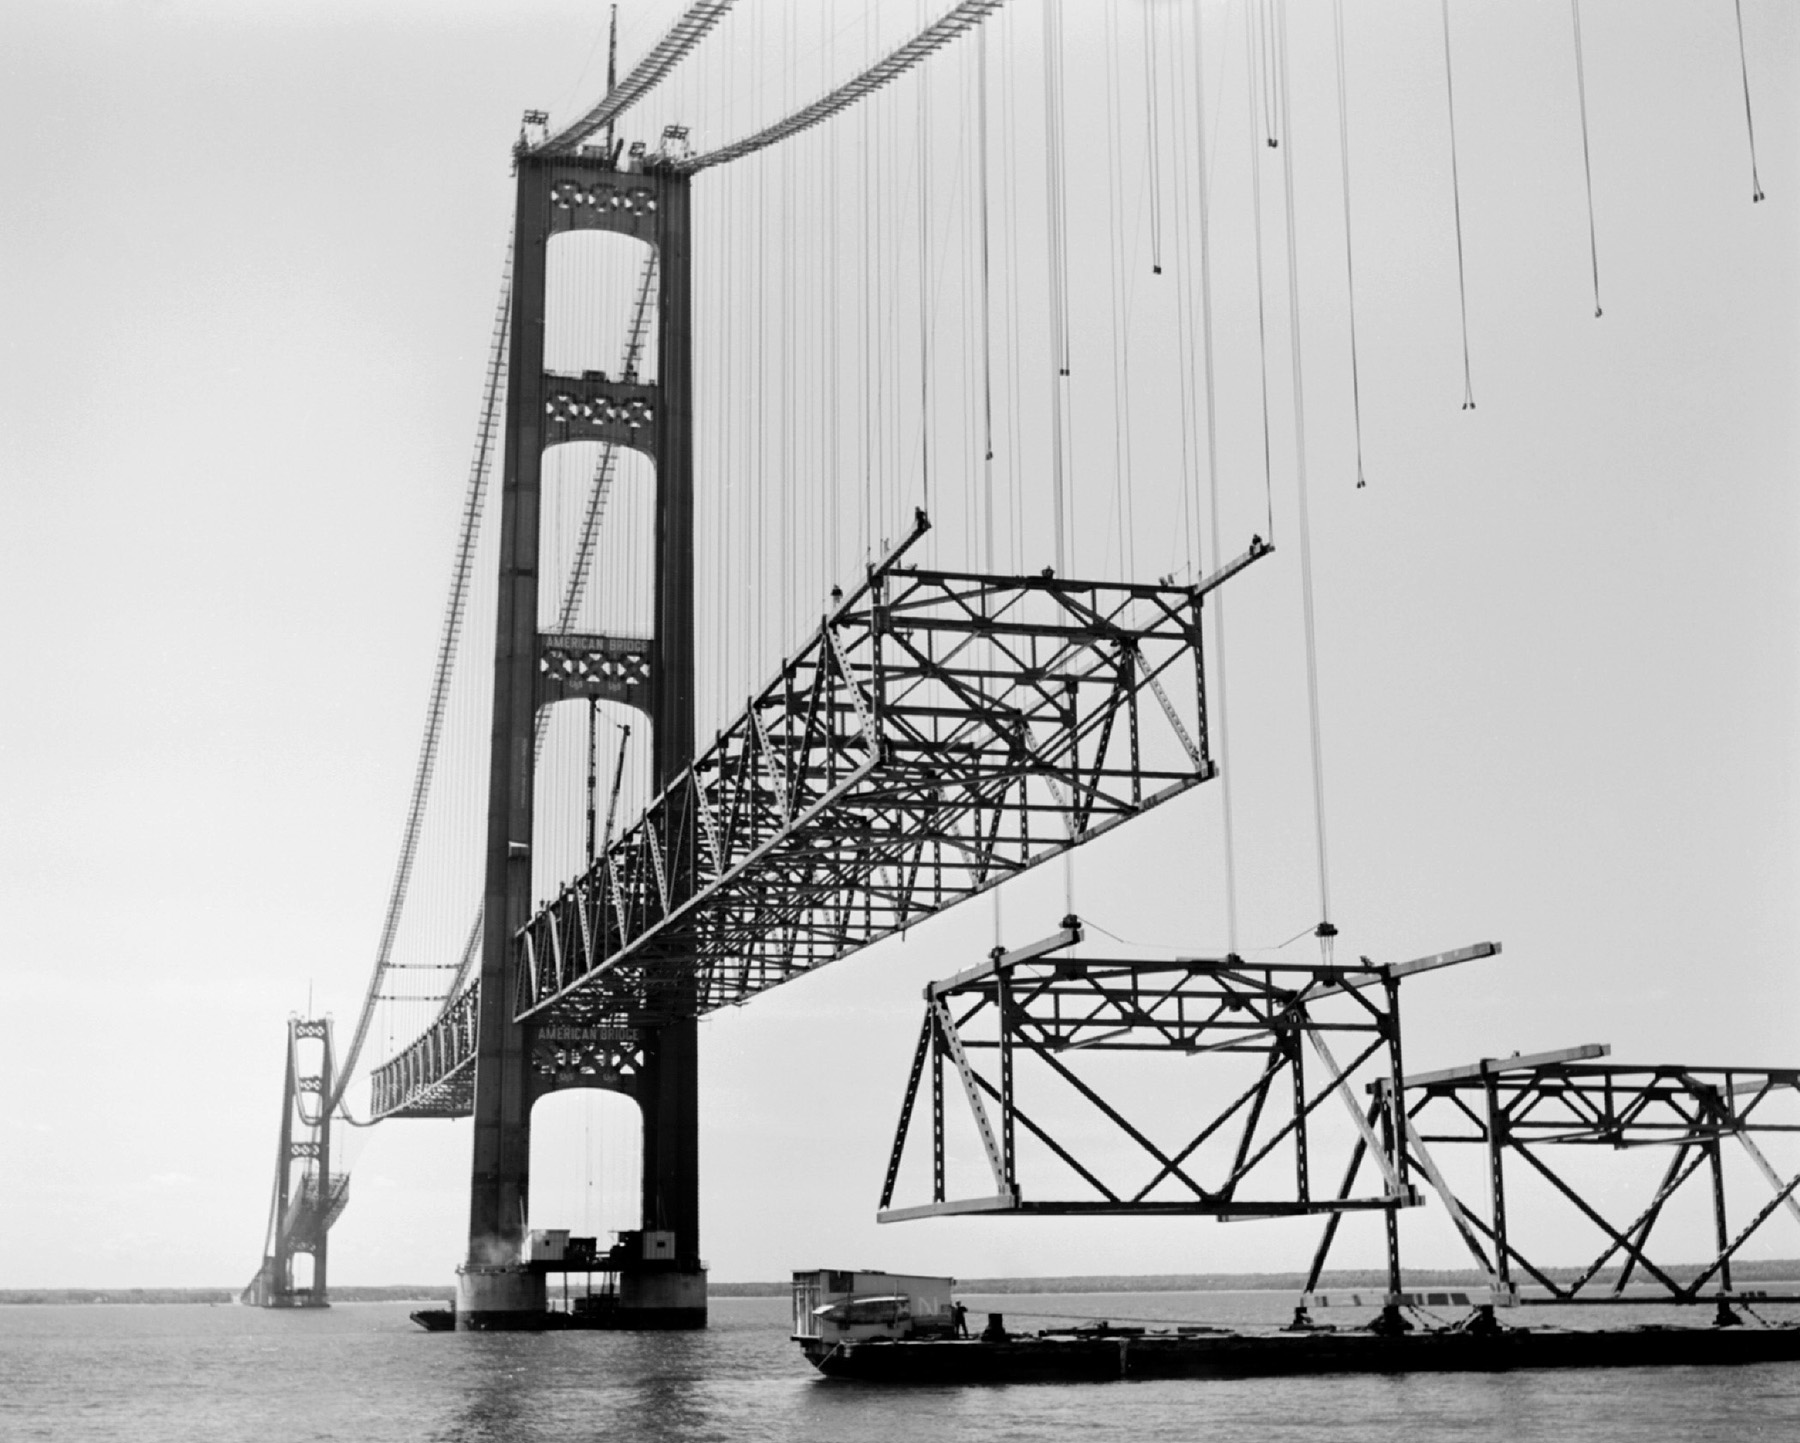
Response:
[544, 230, 659, 382]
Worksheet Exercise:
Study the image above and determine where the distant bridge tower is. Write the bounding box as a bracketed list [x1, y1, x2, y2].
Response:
[243, 1017, 347, 1308]
[456, 141, 701, 1330]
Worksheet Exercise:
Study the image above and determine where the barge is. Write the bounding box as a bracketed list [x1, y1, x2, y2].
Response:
[791, 1271, 1800, 1382]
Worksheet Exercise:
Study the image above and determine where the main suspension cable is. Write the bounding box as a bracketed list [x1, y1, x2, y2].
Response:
[328, 233, 511, 1113]
[538, 0, 740, 154]
[681, 0, 1011, 173]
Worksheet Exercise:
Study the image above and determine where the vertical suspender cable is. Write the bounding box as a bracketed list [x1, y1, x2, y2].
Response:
[1004, 5, 1026, 572]
[1570, 0, 1604, 315]
[828, 2, 841, 572]
[1331, 0, 1370, 485]
[1103, 3, 1136, 580]
[1040, 0, 1072, 918]
[1255, 0, 1279, 147]
[1277, 0, 1334, 949]
[1042, 0, 1071, 575]
[1440, 0, 1477, 410]
[1245, 0, 1277, 542]
[1143, 1, 1165, 275]
[1194, 5, 1238, 956]
[1168, 9, 1199, 576]
[978, 22, 995, 549]
[862, 11, 875, 562]
[978, 20, 1000, 952]
[1732, 0, 1766, 203]
[918, 12, 934, 515]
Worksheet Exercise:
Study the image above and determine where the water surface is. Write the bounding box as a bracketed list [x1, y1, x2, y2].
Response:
[4, 1293, 1798, 1441]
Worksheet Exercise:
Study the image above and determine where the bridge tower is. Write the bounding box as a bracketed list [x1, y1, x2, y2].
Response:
[456, 143, 703, 1330]
[243, 1017, 347, 1307]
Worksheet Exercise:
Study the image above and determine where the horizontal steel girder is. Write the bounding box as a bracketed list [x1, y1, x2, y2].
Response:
[1403, 1062, 1800, 1147]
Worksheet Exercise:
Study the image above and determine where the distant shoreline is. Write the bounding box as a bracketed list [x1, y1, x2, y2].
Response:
[8, 1261, 1800, 1305]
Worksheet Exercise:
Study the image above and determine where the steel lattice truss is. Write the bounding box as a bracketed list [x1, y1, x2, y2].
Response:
[370, 982, 479, 1119]
[878, 928, 1497, 1221]
[1379, 1051, 1800, 1305]
[520, 519, 1255, 1027]
[369, 520, 1266, 1116]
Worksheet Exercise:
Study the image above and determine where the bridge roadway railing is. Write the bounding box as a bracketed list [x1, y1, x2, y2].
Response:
[370, 519, 1267, 1117]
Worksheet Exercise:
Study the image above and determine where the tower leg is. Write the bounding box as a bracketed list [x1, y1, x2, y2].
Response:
[458, 145, 551, 1332]
[618, 1017, 706, 1327]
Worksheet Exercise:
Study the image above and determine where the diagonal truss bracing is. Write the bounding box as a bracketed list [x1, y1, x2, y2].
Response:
[369, 519, 1268, 1116]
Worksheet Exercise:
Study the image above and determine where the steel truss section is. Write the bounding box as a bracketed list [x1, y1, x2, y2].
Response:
[876, 928, 1499, 1222]
[370, 517, 1262, 1116]
[1367, 1052, 1800, 1306]
[510, 515, 1266, 1033]
[368, 983, 479, 1120]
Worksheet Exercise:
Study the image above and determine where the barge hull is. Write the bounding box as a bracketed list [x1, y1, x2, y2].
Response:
[804, 1326, 1800, 1382]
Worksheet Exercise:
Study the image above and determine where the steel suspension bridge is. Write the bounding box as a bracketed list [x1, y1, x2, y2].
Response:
[245, 0, 1795, 1329]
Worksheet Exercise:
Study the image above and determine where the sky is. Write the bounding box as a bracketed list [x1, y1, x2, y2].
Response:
[1, 0, 1796, 1293]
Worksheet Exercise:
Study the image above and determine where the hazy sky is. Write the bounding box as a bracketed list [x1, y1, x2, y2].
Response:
[2, 0, 1796, 1292]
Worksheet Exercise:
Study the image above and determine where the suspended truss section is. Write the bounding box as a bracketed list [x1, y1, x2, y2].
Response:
[537, 1, 739, 156]
[279, 1171, 351, 1251]
[368, 978, 480, 1120]
[878, 933, 1497, 1222]
[1390, 1053, 1800, 1306]
[514, 517, 1267, 1032]
[680, 1, 1011, 174]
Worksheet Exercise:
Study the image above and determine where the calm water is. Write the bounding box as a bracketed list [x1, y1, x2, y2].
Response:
[4, 1292, 1799, 1442]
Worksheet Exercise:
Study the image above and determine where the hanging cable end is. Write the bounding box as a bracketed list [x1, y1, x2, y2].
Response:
[1593, 307, 1603, 319]
[1152, 265, 1163, 276]
[1753, 189, 1765, 203]
[1355, 477, 1366, 490]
